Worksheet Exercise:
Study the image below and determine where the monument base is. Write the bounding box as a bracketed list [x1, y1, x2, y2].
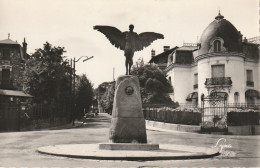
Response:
[99, 143, 159, 151]
[109, 117, 147, 143]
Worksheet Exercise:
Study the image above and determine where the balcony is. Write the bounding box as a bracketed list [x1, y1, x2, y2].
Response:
[193, 84, 198, 89]
[246, 81, 254, 87]
[205, 77, 232, 88]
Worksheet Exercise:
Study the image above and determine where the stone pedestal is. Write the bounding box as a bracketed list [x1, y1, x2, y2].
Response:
[109, 75, 147, 143]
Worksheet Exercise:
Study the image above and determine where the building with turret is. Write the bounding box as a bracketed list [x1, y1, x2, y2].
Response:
[150, 12, 260, 106]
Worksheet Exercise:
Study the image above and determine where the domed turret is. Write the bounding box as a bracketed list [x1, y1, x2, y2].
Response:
[198, 12, 242, 55]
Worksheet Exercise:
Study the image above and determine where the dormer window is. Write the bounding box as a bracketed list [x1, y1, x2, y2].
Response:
[214, 40, 221, 52]
[209, 37, 226, 53]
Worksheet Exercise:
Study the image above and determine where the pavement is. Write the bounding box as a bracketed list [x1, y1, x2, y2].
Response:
[0, 113, 260, 167]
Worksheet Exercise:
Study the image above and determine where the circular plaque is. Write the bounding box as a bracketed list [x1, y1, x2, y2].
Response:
[125, 86, 134, 95]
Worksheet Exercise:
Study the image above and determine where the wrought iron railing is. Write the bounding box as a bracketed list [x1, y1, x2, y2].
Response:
[205, 77, 232, 86]
[246, 81, 254, 87]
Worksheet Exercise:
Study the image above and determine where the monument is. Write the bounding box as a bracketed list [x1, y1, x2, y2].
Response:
[94, 24, 163, 149]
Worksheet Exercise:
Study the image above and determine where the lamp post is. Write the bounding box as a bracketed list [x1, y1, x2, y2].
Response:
[71, 56, 94, 125]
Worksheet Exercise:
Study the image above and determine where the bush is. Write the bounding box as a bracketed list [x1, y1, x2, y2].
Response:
[143, 108, 201, 125]
[227, 112, 259, 126]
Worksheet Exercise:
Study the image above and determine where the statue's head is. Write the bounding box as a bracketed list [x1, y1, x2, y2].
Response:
[129, 24, 134, 32]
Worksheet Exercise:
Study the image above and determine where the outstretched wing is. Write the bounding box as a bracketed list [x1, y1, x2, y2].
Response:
[135, 32, 164, 51]
[94, 25, 126, 50]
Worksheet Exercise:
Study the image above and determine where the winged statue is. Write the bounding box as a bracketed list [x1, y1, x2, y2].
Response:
[94, 24, 164, 75]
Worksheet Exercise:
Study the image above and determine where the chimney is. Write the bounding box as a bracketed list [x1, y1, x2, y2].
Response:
[22, 38, 27, 59]
[164, 46, 170, 52]
[243, 37, 248, 43]
[151, 49, 156, 57]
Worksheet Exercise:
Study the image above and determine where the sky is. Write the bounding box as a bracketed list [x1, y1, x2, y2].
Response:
[0, 0, 259, 88]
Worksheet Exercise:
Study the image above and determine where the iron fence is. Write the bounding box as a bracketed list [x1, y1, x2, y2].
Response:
[26, 103, 71, 120]
[226, 103, 260, 111]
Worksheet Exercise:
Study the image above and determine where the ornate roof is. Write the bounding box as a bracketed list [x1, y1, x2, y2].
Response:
[198, 12, 242, 56]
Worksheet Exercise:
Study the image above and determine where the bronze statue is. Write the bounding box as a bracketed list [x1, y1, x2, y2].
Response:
[94, 24, 164, 75]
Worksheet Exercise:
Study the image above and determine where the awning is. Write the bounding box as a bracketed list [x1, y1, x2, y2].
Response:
[0, 89, 33, 98]
[186, 92, 198, 101]
[245, 89, 260, 98]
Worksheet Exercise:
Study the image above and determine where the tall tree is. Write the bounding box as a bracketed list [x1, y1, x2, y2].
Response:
[23, 42, 72, 105]
[131, 59, 174, 104]
[75, 74, 94, 119]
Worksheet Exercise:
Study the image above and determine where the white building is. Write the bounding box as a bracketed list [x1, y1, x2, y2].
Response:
[150, 12, 260, 106]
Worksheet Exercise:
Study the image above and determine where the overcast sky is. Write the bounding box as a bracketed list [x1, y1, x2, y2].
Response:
[0, 0, 259, 87]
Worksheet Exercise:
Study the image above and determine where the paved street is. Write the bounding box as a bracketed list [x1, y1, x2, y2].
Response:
[0, 113, 259, 167]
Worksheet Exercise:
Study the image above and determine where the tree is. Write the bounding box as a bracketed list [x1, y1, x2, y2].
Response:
[95, 81, 115, 114]
[75, 74, 94, 119]
[131, 59, 174, 104]
[23, 42, 73, 105]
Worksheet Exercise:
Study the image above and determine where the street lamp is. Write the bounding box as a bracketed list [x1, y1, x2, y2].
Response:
[71, 56, 94, 125]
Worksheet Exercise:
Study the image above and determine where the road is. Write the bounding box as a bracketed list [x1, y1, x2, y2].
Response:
[0, 113, 259, 167]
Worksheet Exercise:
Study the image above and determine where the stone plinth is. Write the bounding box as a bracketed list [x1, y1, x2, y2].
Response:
[109, 75, 147, 143]
[99, 143, 159, 151]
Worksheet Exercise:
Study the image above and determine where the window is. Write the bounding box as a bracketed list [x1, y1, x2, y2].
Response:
[212, 65, 225, 78]
[247, 70, 253, 81]
[194, 73, 198, 84]
[214, 40, 221, 52]
[201, 94, 205, 101]
[234, 92, 240, 104]
[194, 73, 198, 89]
[246, 70, 254, 87]
[3, 49, 10, 60]
[170, 55, 173, 62]
[2, 69, 10, 86]
[168, 77, 171, 83]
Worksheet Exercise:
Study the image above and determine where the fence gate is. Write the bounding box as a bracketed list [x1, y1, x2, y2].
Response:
[201, 90, 228, 132]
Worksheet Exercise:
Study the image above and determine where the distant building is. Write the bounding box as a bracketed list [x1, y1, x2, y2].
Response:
[149, 46, 178, 70]
[0, 35, 32, 100]
[150, 12, 260, 106]
[0, 36, 32, 131]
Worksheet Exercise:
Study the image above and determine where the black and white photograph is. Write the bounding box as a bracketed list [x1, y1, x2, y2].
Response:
[0, 0, 259, 167]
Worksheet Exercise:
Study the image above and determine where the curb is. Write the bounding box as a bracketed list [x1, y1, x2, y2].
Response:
[145, 120, 200, 133]
[37, 144, 220, 161]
